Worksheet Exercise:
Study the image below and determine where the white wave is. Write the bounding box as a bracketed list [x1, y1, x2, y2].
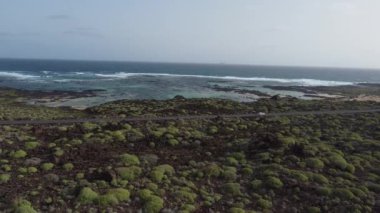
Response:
[0, 71, 39, 79]
[74, 72, 85, 75]
[94, 72, 354, 86]
[53, 79, 86, 83]
[41, 70, 52, 74]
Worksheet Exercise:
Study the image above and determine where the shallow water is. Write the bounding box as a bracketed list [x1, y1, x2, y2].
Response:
[1, 59, 379, 107]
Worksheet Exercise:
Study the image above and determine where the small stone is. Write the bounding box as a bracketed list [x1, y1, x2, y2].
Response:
[44, 173, 60, 183]
[24, 157, 42, 166]
[140, 154, 159, 165]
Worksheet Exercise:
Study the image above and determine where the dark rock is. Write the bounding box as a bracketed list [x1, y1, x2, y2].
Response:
[85, 169, 116, 182]
[173, 95, 186, 100]
[24, 157, 42, 166]
[44, 173, 60, 183]
[140, 154, 159, 165]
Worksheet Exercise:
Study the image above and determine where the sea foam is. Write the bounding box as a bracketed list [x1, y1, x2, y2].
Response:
[94, 72, 354, 86]
[0, 71, 39, 79]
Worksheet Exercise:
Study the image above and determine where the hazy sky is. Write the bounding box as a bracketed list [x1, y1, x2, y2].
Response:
[1, 0, 380, 68]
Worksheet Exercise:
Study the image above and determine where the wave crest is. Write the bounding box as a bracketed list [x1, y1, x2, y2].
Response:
[0, 71, 39, 79]
[94, 72, 354, 86]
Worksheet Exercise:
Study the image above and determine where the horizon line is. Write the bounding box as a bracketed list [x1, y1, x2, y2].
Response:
[1, 57, 380, 71]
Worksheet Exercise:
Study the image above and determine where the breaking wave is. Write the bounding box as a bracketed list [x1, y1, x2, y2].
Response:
[0, 71, 39, 79]
[94, 72, 355, 86]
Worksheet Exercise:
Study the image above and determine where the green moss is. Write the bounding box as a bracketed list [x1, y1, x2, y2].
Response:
[82, 122, 98, 131]
[316, 186, 332, 196]
[251, 179, 263, 190]
[97, 194, 119, 206]
[120, 153, 140, 166]
[24, 142, 40, 150]
[139, 189, 154, 201]
[13, 199, 37, 213]
[223, 166, 237, 181]
[54, 149, 64, 157]
[167, 126, 180, 135]
[204, 163, 222, 178]
[180, 204, 196, 212]
[144, 195, 164, 213]
[1, 164, 11, 172]
[266, 176, 284, 189]
[18, 167, 28, 174]
[0, 173, 11, 183]
[328, 154, 348, 170]
[63, 163, 74, 171]
[174, 187, 197, 203]
[168, 139, 179, 146]
[208, 126, 218, 134]
[107, 189, 129, 202]
[346, 164, 355, 173]
[41, 163, 55, 171]
[242, 167, 253, 176]
[150, 164, 175, 183]
[111, 130, 126, 141]
[76, 172, 85, 179]
[367, 182, 380, 193]
[226, 157, 239, 166]
[230, 207, 245, 213]
[349, 188, 367, 198]
[333, 188, 355, 200]
[291, 171, 309, 183]
[12, 150, 27, 159]
[77, 187, 99, 204]
[307, 206, 321, 213]
[311, 174, 329, 184]
[257, 198, 272, 209]
[305, 158, 325, 169]
[27, 167, 38, 174]
[116, 166, 142, 181]
[138, 189, 164, 213]
[223, 183, 242, 196]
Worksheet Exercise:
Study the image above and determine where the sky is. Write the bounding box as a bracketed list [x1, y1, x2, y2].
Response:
[0, 0, 380, 68]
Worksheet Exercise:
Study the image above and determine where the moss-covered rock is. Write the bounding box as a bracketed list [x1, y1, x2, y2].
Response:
[97, 194, 119, 206]
[116, 166, 142, 181]
[41, 163, 55, 171]
[174, 187, 197, 203]
[328, 154, 348, 170]
[257, 198, 272, 209]
[139, 189, 164, 213]
[13, 199, 37, 213]
[150, 164, 175, 183]
[63, 163, 74, 171]
[107, 188, 130, 202]
[77, 187, 99, 204]
[223, 183, 242, 196]
[305, 158, 325, 169]
[0, 173, 11, 184]
[266, 176, 284, 189]
[11, 150, 27, 159]
[120, 153, 140, 166]
[24, 142, 40, 150]
[144, 195, 164, 213]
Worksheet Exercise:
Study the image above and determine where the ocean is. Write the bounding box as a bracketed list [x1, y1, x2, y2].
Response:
[0, 58, 380, 107]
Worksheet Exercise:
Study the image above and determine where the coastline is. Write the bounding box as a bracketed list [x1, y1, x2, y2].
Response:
[1, 82, 378, 111]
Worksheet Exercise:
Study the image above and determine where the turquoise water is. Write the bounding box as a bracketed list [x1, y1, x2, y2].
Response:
[0, 58, 379, 107]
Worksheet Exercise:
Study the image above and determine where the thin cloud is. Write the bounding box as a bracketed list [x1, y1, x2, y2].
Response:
[47, 15, 70, 20]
